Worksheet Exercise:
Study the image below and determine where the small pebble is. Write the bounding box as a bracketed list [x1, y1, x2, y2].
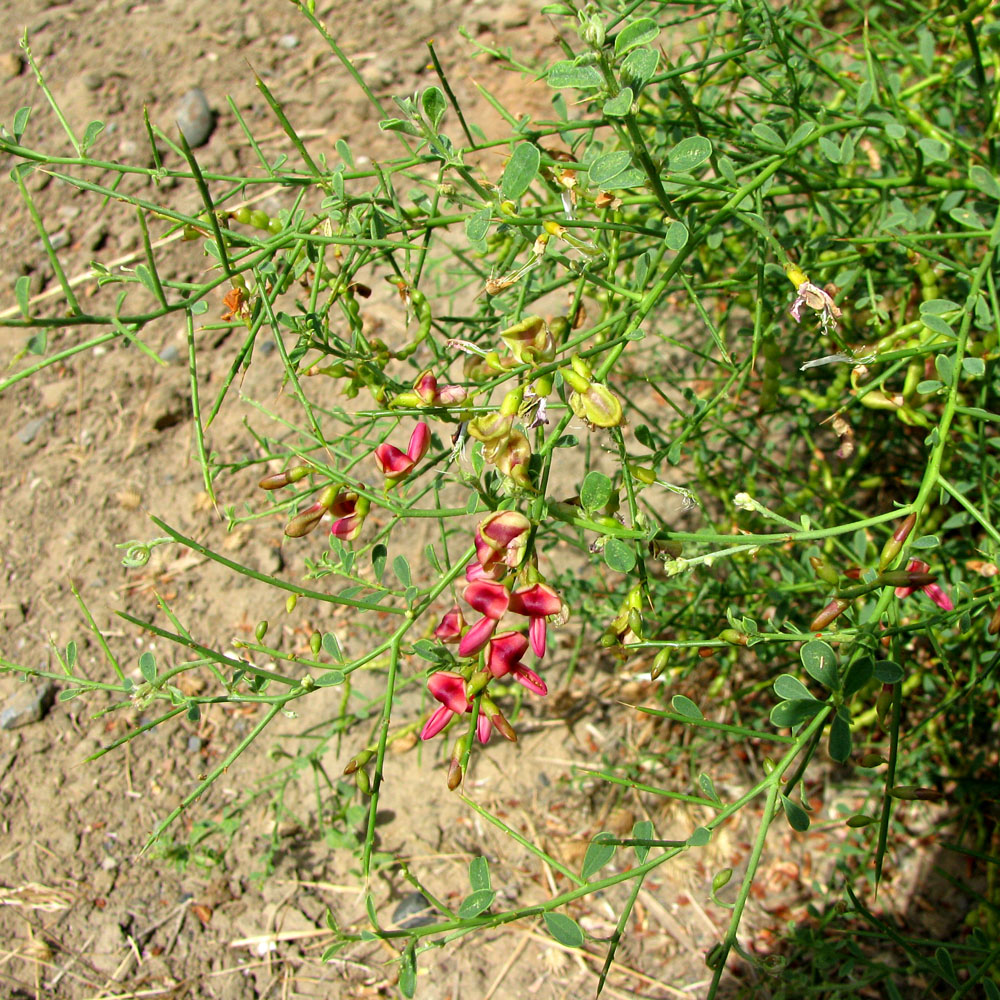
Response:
[1, 681, 55, 730]
[158, 344, 180, 364]
[258, 339, 276, 357]
[17, 416, 47, 446]
[49, 230, 70, 251]
[82, 70, 103, 91]
[187, 735, 203, 753]
[174, 87, 214, 148]
[391, 892, 436, 929]
[1, 52, 23, 79]
[278, 34, 300, 50]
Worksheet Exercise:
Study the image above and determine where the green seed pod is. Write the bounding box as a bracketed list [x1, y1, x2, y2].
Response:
[650, 646, 670, 680]
[846, 814, 877, 827]
[859, 753, 885, 768]
[355, 767, 371, 795]
[762, 756, 776, 775]
[249, 209, 270, 230]
[255, 620, 269, 642]
[878, 512, 917, 571]
[268, 217, 283, 235]
[809, 556, 840, 586]
[309, 631, 322, 657]
[712, 868, 733, 892]
[286, 594, 298, 614]
[718, 628, 747, 646]
[232, 207, 252, 225]
[344, 748, 374, 775]
[876, 686, 893, 730]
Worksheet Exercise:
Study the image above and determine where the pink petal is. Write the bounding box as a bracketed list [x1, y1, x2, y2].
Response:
[476, 712, 492, 745]
[529, 616, 547, 659]
[407, 422, 430, 463]
[487, 631, 530, 677]
[458, 616, 498, 657]
[374, 443, 415, 477]
[512, 664, 547, 696]
[464, 580, 510, 619]
[434, 606, 465, 642]
[427, 671, 470, 713]
[924, 583, 953, 611]
[509, 583, 562, 618]
[421, 705, 455, 741]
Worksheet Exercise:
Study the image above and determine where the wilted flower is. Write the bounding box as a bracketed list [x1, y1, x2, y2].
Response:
[328, 492, 370, 542]
[500, 315, 555, 366]
[786, 264, 841, 333]
[894, 559, 954, 611]
[395, 371, 468, 408]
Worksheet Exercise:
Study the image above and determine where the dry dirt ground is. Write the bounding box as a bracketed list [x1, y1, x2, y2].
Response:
[0, 2, 979, 999]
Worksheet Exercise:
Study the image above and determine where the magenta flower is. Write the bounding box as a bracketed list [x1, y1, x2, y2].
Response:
[374, 421, 430, 483]
[459, 580, 510, 657]
[328, 492, 370, 542]
[475, 510, 531, 573]
[434, 605, 466, 643]
[487, 632, 547, 695]
[420, 671, 500, 744]
[894, 559, 954, 611]
[508, 583, 563, 658]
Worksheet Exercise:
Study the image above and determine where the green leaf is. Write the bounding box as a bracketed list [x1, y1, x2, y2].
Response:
[962, 356, 986, 377]
[469, 856, 492, 891]
[949, 206, 984, 229]
[421, 86, 446, 130]
[501, 143, 540, 200]
[800, 640, 838, 690]
[139, 651, 157, 684]
[614, 17, 659, 55]
[393, 555, 411, 587]
[911, 534, 939, 550]
[588, 150, 639, 188]
[668, 135, 712, 172]
[921, 314, 954, 337]
[842, 657, 874, 697]
[399, 942, 417, 998]
[856, 80, 873, 112]
[750, 122, 783, 147]
[828, 712, 852, 763]
[378, 117, 420, 136]
[81, 119, 105, 153]
[781, 794, 811, 831]
[620, 47, 659, 90]
[919, 298, 961, 315]
[687, 826, 711, 847]
[631, 820, 653, 863]
[787, 122, 816, 147]
[770, 699, 824, 728]
[580, 470, 613, 511]
[917, 136, 949, 162]
[699, 773, 721, 804]
[773, 674, 816, 701]
[14, 274, 30, 318]
[465, 205, 491, 244]
[547, 61, 603, 89]
[664, 220, 688, 250]
[582, 832, 617, 879]
[457, 888, 496, 918]
[602, 88, 633, 117]
[321, 632, 343, 661]
[58, 689, 85, 702]
[187, 703, 201, 722]
[935, 354, 954, 383]
[135, 264, 157, 295]
[65, 640, 77, 671]
[12, 105, 30, 141]
[818, 136, 841, 163]
[314, 670, 346, 687]
[970, 165, 1000, 200]
[604, 537, 636, 573]
[874, 660, 904, 684]
[544, 912, 584, 947]
[671, 694, 703, 720]
[372, 544, 387, 582]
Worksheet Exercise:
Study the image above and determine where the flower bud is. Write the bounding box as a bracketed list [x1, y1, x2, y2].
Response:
[890, 785, 943, 802]
[284, 501, 327, 538]
[859, 753, 885, 768]
[809, 597, 851, 632]
[878, 512, 917, 571]
[718, 629, 747, 646]
[651, 646, 670, 680]
[343, 749, 374, 775]
[259, 465, 312, 490]
[286, 594, 298, 613]
[876, 685, 893, 730]
[355, 768, 371, 795]
[310, 631, 322, 657]
[255, 620, 268, 642]
[809, 556, 840, 586]
[570, 382, 624, 428]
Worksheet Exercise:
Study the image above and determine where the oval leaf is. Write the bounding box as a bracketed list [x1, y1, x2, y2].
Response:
[544, 912, 584, 948]
[668, 135, 712, 172]
[671, 694, 703, 720]
[828, 712, 852, 763]
[139, 651, 157, 684]
[547, 61, 604, 89]
[664, 220, 689, 250]
[614, 17, 659, 55]
[501, 143, 541, 201]
[457, 888, 496, 918]
[781, 794, 811, 831]
[621, 47, 659, 90]
[631, 819, 653, 863]
[588, 150, 636, 188]
[603, 88, 634, 117]
[465, 205, 492, 243]
[770, 698, 824, 728]
[842, 656, 874, 697]
[469, 856, 492, 891]
[773, 674, 816, 701]
[581, 832, 617, 879]
[421, 87, 446, 130]
[604, 537, 637, 573]
[580, 471, 613, 511]
[800, 640, 838, 689]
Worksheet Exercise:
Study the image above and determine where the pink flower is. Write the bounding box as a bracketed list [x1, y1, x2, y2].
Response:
[434, 605, 465, 643]
[459, 580, 511, 657]
[328, 492, 370, 542]
[508, 583, 563, 658]
[487, 632, 547, 696]
[475, 510, 531, 573]
[894, 559, 954, 611]
[374, 421, 431, 483]
[420, 671, 505, 744]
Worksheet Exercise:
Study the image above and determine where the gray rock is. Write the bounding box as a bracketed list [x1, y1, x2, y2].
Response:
[278, 34, 300, 50]
[17, 416, 47, 445]
[391, 891, 436, 929]
[1, 681, 56, 730]
[83, 70, 103, 91]
[187, 735, 203, 753]
[174, 87, 214, 148]
[158, 343, 180, 364]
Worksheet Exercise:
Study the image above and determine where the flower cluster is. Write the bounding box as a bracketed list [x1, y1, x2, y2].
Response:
[420, 511, 567, 783]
